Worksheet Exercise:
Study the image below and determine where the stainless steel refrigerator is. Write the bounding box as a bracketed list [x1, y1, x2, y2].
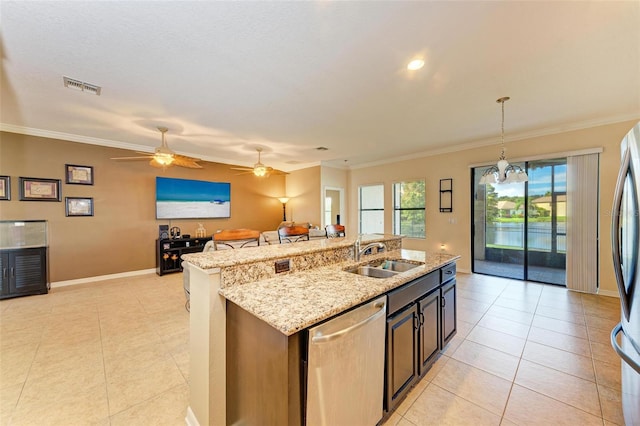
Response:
[611, 121, 640, 426]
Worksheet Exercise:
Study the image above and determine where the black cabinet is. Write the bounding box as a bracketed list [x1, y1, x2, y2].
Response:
[418, 290, 441, 372]
[384, 262, 457, 413]
[156, 237, 212, 276]
[440, 262, 457, 347]
[386, 303, 419, 410]
[441, 279, 457, 347]
[0, 248, 48, 299]
[385, 271, 440, 412]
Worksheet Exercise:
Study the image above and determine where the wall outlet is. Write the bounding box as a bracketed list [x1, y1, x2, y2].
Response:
[275, 259, 291, 273]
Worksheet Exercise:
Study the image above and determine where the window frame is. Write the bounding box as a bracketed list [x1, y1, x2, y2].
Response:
[392, 179, 426, 238]
[358, 184, 385, 234]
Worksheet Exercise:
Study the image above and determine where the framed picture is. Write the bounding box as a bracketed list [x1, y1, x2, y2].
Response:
[65, 164, 94, 185]
[439, 178, 453, 213]
[0, 176, 10, 201]
[66, 197, 94, 217]
[19, 177, 61, 201]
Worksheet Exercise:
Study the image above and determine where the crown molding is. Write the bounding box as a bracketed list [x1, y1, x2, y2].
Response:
[348, 113, 640, 170]
[0, 123, 150, 152]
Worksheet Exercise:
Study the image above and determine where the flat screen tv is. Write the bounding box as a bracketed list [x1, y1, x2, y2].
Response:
[156, 177, 230, 219]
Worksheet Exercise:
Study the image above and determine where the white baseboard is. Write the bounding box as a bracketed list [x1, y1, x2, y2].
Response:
[50, 268, 157, 288]
[185, 406, 199, 426]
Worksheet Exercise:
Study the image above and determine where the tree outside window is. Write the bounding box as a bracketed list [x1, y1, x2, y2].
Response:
[393, 180, 425, 238]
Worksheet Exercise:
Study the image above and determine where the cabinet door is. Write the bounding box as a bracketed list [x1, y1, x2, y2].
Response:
[441, 279, 457, 347]
[386, 304, 418, 411]
[418, 291, 440, 375]
[10, 248, 47, 295]
[0, 253, 8, 296]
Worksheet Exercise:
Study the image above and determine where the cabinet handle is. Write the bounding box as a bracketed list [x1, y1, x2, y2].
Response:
[441, 297, 446, 308]
[446, 270, 453, 275]
[419, 312, 425, 327]
[2, 268, 6, 279]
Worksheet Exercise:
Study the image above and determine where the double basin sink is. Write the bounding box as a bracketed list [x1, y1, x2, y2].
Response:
[344, 258, 424, 279]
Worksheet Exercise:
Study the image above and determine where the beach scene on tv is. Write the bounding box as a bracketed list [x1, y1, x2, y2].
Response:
[156, 177, 230, 219]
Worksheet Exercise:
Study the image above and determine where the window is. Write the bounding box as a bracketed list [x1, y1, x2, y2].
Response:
[359, 184, 384, 234]
[393, 180, 425, 238]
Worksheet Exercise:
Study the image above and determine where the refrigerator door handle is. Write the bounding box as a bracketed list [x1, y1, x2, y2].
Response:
[611, 323, 640, 375]
[611, 145, 634, 321]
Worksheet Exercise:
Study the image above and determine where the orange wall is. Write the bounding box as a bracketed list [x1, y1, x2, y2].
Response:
[0, 132, 286, 282]
[285, 166, 322, 226]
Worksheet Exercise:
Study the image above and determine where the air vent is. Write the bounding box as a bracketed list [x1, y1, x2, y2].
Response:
[63, 76, 102, 95]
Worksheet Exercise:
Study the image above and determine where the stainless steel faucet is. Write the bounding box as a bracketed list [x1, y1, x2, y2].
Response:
[355, 239, 386, 261]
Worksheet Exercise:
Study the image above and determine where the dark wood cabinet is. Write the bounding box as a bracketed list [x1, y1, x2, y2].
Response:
[440, 262, 457, 347]
[418, 290, 441, 372]
[386, 303, 419, 410]
[156, 237, 213, 276]
[385, 271, 440, 412]
[0, 248, 48, 299]
[384, 262, 457, 413]
[441, 279, 457, 347]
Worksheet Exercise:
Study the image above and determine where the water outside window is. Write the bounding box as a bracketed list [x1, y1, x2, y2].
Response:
[473, 158, 567, 285]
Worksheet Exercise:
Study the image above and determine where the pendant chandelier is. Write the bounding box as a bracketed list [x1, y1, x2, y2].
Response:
[479, 97, 529, 184]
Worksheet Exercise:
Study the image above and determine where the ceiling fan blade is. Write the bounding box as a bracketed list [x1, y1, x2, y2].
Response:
[230, 167, 254, 171]
[173, 156, 203, 169]
[111, 156, 153, 160]
[270, 170, 289, 175]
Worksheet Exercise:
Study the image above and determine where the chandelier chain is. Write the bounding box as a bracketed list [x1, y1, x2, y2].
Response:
[498, 97, 508, 161]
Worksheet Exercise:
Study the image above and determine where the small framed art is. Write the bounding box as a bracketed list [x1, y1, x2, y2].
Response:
[0, 176, 10, 200]
[65, 164, 94, 185]
[19, 177, 61, 201]
[66, 197, 94, 217]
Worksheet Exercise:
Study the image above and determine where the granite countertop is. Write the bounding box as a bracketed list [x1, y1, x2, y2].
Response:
[220, 249, 459, 336]
[183, 234, 394, 270]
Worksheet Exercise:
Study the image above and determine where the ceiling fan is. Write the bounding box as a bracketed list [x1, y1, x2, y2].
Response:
[230, 148, 288, 177]
[111, 127, 202, 169]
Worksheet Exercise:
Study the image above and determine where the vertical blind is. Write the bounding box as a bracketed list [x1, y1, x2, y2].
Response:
[566, 153, 599, 293]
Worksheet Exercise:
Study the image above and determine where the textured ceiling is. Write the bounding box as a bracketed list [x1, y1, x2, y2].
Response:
[1, 1, 639, 171]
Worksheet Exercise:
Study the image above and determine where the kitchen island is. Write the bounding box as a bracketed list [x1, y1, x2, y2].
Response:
[182, 234, 459, 426]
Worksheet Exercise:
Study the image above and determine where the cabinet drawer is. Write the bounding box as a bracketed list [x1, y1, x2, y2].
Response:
[440, 263, 456, 284]
[388, 271, 439, 316]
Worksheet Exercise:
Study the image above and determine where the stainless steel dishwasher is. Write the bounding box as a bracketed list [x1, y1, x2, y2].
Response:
[306, 295, 387, 426]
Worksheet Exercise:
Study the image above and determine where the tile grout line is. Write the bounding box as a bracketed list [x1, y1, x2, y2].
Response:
[97, 298, 113, 425]
[492, 279, 541, 426]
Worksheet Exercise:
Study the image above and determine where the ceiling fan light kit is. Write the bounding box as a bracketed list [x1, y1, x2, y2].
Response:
[111, 127, 202, 169]
[230, 147, 288, 177]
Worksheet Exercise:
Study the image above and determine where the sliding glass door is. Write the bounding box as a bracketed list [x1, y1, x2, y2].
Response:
[472, 158, 567, 285]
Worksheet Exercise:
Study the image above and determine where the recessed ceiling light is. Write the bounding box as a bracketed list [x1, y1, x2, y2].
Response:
[315, 147, 329, 151]
[407, 59, 425, 71]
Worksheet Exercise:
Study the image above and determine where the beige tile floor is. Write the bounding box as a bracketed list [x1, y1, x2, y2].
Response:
[385, 273, 625, 426]
[0, 272, 625, 425]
